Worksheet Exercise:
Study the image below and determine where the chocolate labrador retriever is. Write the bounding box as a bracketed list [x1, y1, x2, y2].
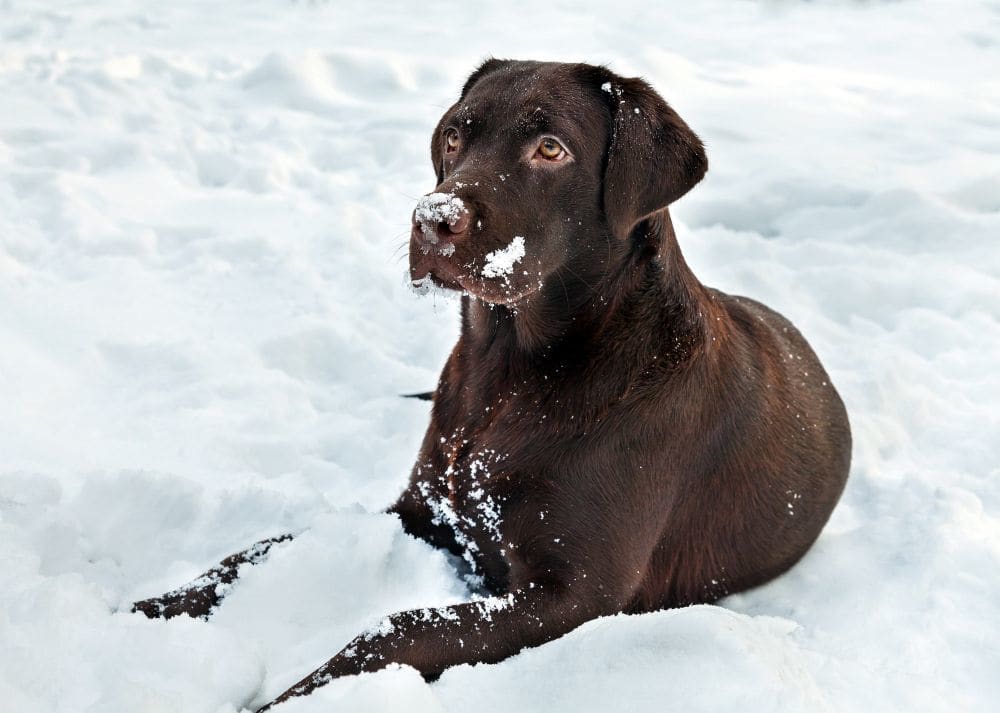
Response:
[134, 59, 851, 710]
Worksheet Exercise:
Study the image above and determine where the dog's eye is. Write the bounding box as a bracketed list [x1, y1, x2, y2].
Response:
[536, 138, 566, 161]
[444, 129, 461, 154]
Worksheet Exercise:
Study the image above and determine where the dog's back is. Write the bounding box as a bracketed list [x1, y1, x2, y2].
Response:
[628, 290, 850, 610]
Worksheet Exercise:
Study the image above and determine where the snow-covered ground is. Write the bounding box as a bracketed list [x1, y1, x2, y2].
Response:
[2, 1, 998, 711]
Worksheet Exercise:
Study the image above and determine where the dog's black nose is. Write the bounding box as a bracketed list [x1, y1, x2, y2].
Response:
[412, 192, 473, 249]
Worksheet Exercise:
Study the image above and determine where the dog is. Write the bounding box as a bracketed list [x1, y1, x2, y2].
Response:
[134, 59, 851, 710]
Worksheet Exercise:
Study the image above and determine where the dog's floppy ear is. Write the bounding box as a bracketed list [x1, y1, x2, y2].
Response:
[599, 74, 707, 240]
[430, 58, 514, 183]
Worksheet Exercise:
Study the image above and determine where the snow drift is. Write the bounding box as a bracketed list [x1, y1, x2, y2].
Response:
[0, 1, 998, 712]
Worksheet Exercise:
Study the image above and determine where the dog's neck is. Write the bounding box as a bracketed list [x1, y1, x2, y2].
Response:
[459, 209, 710, 368]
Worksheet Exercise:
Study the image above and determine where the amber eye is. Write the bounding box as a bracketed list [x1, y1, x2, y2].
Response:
[444, 129, 460, 154]
[537, 137, 566, 160]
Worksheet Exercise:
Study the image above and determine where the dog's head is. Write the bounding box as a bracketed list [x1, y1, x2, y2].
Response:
[409, 59, 707, 305]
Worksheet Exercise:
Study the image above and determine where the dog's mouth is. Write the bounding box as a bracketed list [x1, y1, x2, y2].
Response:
[409, 260, 540, 306]
[409, 268, 464, 296]
[409, 249, 465, 293]
[409, 233, 541, 306]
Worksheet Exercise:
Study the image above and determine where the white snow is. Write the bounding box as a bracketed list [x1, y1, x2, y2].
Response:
[1, 2, 999, 713]
[481, 236, 526, 279]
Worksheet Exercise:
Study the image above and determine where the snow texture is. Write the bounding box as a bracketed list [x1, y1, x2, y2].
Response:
[481, 236, 526, 279]
[1, 2, 999, 712]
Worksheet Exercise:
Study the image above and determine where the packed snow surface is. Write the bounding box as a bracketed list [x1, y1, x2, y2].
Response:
[481, 236, 526, 279]
[1, 1, 999, 712]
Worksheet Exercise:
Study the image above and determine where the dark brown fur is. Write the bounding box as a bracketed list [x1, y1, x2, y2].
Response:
[133, 60, 851, 711]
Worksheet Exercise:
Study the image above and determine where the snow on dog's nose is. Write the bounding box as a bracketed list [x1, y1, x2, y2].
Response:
[412, 192, 472, 248]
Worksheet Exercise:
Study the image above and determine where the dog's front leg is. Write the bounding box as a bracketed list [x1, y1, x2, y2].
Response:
[256, 582, 618, 711]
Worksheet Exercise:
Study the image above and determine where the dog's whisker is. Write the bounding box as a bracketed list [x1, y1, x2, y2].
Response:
[555, 269, 571, 305]
[392, 187, 421, 202]
[561, 263, 599, 297]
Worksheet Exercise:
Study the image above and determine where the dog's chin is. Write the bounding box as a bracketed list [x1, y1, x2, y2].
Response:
[465, 279, 540, 307]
